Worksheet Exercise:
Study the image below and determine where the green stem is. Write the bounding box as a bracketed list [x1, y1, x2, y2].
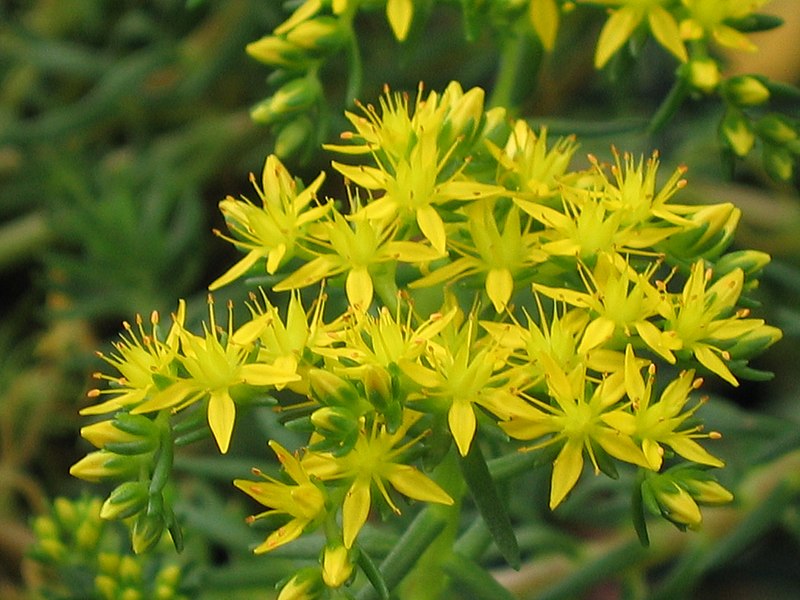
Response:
[489, 33, 528, 112]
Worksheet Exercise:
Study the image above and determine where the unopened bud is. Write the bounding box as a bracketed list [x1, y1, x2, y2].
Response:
[101, 481, 149, 520]
[720, 108, 755, 157]
[246, 36, 306, 68]
[308, 369, 360, 407]
[277, 567, 323, 600]
[252, 78, 322, 125]
[757, 114, 797, 144]
[285, 17, 346, 54]
[687, 58, 721, 94]
[724, 75, 770, 106]
[322, 544, 354, 588]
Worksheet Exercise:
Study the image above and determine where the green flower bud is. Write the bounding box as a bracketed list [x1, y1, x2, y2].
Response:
[757, 114, 797, 144]
[654, 483, 703, 529]
[132, 511, 165, 555]
[101, 481, 149, 520]
[285, 17, 346, 54]
[726, 325, 783, 360]
[683, 478, 734, 505]
[53, 497, 79, 529]
[687, 58, 721, 94]
[762, 143, 794, 181]
[119, 555, 143, 583]
[311, 406, 358, 436]
[70, 450, 142, 482]
[95, 574, 118, 600]
[246, 36, 306, 68]
[714, 249, 770, 279]
[308, 368, 360, 407]
[36, 538, 67, 562]
[98, 552, 120, 574]
[75, 518, 103, 551]
[720, 108, 755, 157]
[277, 567, 323, 600]
[251, 78, 322, 125]
[275, 117, 314, 159]
[724, 75, 770, 106]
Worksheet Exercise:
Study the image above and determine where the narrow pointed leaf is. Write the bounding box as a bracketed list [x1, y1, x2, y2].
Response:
[458, 443, 520, 569]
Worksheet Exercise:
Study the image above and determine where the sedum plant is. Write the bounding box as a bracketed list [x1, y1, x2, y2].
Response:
[69, 81, 782, 598]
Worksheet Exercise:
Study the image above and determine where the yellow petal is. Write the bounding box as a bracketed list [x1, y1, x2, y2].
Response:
[693, 344, 738, 387]
[386, 465, 453, 505]
[254, 518, 307, 553]
[530, 0, 559, 51]
[331, 161, 388, 190]
[342, 479, 371, 548]
[208, 390, 236, 454]
[448, 399, 476, 456]
[550, 439, 583, 509]
[486, 268, 514, 312]
[346, 267, 374, 311]
[416, 204, 447, 255]
[595, 7, 643, 69]
[647, 6, 687, 63]
[240, 363, 301, 386]
[386, 0, 413, 41]
[577, 316, 615, 354]
[209, 250, 264, 291]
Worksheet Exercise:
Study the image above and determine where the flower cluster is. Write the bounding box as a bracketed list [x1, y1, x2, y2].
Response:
[73, 82, 780, 597]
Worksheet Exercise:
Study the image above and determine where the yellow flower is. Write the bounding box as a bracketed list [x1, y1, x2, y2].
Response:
[680, 0, 768, 52]
[411, 201, 548, 312]
[400, 316, 532, 456]
[209, 154, 328, 290]
[234, 441, 327, 553]
[533, 254, 679, 362]
[661, 261, 769, 386]
[273, 207, 442, 311]
[232, 289, 339, 395]
[131, 298, 300, 453]
[327, 84, 503, 254]
[81, 304, 184, 416]
[303, 411, 453, 548]
[602, 345, 724, 470]
[501, 353, 649, 508]
[589, 0, 687, 68]
[488, 122, 578, 198]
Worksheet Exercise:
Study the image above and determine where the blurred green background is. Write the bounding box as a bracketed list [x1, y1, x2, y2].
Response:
[1, 1, 799, 598]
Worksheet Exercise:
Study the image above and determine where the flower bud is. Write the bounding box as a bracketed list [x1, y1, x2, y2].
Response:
[322, 544, 354, 588]
[653, 483, 703, 529]
[81, 416, 159, 455]
[95, 574, 118, 600]
[683, 478, 734, 505]
[714, 249, 770, 279]
[724, 75, 770, 106]
[252, 78, 322, 125]
[720, 108, 755, 157]
[308, 368, 360, 407]
[757, 114, 797, 144]
[726, 325, 783, 360]
[277, 567, 323, 600]
[442, 84, 485, 144]
[132, 511, 165, 555]
[285, 17, 346, 54]
[762, 143, 794, 181]
[687, 58, 720, 94]
[246, 36, 306, 68]
[101, 481, 149, 520]
[275, 117, 314, 159]
[70, 450, 142, 482]
[311, 406, 358, 438]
